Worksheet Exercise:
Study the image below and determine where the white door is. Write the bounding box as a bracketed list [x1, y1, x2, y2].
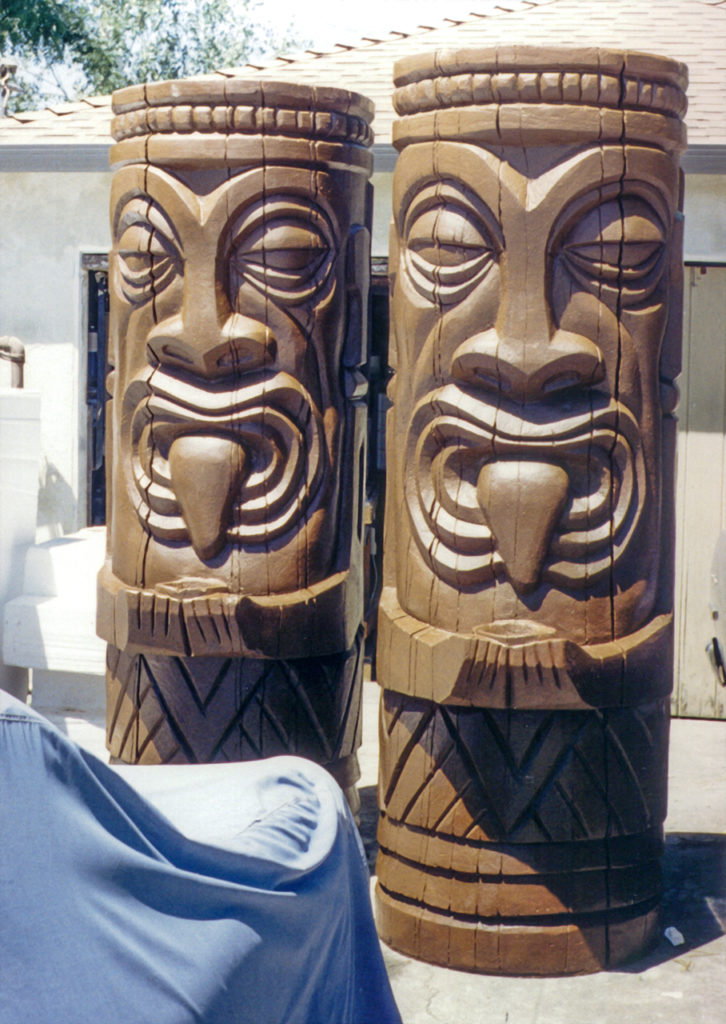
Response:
[674, 265, 726, 719]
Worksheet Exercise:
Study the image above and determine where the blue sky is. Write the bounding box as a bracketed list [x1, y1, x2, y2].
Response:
[252, 0, 482, 54]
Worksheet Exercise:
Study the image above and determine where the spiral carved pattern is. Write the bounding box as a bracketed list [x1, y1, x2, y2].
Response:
[126, 372, 327, 545]
[406, 386, 645, 587]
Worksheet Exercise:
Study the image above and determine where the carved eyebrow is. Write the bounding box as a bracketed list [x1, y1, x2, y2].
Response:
[239, 222, 329, 265]
[394, 143, 506, 216]
[402, 179, 503, 248]
[117, 222, 169, 252]
[227, 195, 334, 241]
[234, 218, 328, 248]
[407, 204, 498, 248]
[114, 195, 181, 251]
[564, 197, 666, 246]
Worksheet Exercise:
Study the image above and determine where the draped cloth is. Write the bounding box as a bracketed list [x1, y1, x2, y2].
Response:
[0, 693, 400, 1024]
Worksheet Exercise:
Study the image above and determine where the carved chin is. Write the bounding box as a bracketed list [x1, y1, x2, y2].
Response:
[123, 370, 327, 560]
[405, 384, 647, 593]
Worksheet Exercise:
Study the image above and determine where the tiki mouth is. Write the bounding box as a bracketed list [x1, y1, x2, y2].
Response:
[405, 384, 645, 591]
[145, 368, 302, 416]
[123, 369, 327, 558]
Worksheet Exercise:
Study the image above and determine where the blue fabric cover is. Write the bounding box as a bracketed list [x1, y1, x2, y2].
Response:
[0, 692, 401, 1024]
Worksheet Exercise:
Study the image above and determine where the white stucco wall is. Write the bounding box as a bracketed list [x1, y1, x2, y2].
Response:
[0, 170, 112, 539]
[370, 172, 393, 257]
[683, 174, 726, 264]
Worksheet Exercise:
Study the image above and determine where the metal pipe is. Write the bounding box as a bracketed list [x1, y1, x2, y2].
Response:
[0, 336, 25, 388]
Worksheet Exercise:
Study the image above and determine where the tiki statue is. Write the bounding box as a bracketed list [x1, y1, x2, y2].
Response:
[98, 78, 373, 805]
[376, 48, 687, 973]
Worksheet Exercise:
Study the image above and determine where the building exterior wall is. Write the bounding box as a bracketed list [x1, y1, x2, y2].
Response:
[0, 170, 112, 538]
[674, 265, 726, 719]
[370, 172, 393, 257]
[683, 174, 726, 264]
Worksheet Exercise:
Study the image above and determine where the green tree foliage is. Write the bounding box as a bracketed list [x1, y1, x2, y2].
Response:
[1, 0, 88, 107]
[0, 0, 89, 58]
[1, 0, 303, 111]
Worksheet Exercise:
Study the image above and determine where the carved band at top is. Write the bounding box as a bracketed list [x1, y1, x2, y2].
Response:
[393, 47, 687, 116]
[394, 69, 687, 120]
[111, 78, 374, 147]
[392, 47, 688, 152]
[112, 105, 373, 147]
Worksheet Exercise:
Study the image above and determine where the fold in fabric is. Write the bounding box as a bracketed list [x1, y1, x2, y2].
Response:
[0, 693, 401, 1024]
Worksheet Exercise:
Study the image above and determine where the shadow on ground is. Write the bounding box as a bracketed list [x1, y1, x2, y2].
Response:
[359, 784, 379, 871]
[357, 786, 725, 970]
[617, 832, 726, 971]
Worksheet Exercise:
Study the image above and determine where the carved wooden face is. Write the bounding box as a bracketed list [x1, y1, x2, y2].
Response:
[389, 140, 680, 643]
[109, 162, 366, 594]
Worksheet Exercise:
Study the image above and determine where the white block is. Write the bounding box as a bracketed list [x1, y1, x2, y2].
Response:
[21, 526, 106, 598]
[0, 389, 40, 698]
[4, 593, 105, 674]
[3, 528, 106, 704]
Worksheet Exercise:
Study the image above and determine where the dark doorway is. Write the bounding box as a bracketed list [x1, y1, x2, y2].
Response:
[85, 259, 108, 526]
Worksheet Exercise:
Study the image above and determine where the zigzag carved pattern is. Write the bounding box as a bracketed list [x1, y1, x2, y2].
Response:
[106, 633, 363, 767]
[379, 691, 669, 843]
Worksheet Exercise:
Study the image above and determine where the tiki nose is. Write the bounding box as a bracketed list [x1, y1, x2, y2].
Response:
[148, 314, 276, 380]
[451, 329, 605, 401]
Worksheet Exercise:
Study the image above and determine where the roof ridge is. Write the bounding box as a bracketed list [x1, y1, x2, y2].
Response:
[215, 0, 558, 77]
[1, 1, 560, 116]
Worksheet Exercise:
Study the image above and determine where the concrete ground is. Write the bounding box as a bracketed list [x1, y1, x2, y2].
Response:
[36, 676, 726, 1024]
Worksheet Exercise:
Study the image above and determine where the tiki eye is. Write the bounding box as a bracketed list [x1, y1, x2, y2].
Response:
[116, 220, 180, 303]
[236, 222, 330, 278]
[408, 205, 496, 268]
[404, 201, 498, 304]
[560, 197, 666, 301]
[228, 199, 335, 307]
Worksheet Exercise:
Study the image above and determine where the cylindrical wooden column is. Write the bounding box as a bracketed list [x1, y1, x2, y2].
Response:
[98, 78, 373, 808]
[375, 46, 687, 973]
